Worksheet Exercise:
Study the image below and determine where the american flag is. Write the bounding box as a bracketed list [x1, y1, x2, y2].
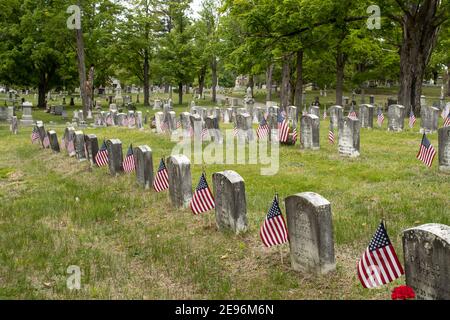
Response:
[323, 107, 327, 120]
[409, 110, 416, 128]
[416, 133, 437, 167]
[377, 109, 385, 127]
[260, 196, 288, 248]
[95, 140, 109, 167]
[31, 127, 40, 144]
[123, 144, 135, 173]
[257, 117, 270, 139]
[233, 124, 238, 137]
[277, 113, 289, 142]
[60, 138, 66, 150]
[328, 129, 335, 144]
[291, 127, 298, 143]
[42, 134, 50, 148]
[357, 222, 404, 289]
[153, 158, 169, 192]
[349, 107, 357, 120]
[202, 127, 209, 140]
[444, 112, 450, 127]
[190, 173, 215, 215]
[160, 121, 169, 133]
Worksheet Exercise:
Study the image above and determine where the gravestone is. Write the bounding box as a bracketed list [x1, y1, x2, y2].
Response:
[190, 114, 203, 141]
[285, 192, 336, 275]
[36, 122, 46, 144]
[20, 102, 34, 126]
[167, 111, 177, 132]
[420, 106, 440, 134]
[10, 116, 18, 134]
[231, 98, 239, 107]
[212, 170, 248, 234]
[63, 126, 76, 156]
[300, 114, 320, 150]
[223, 108, 231, 123]
[267, 113, 279, 142]
[329, 105, 343, 130]
[402, 223, 450, 300]
[74, 131, 87, 161]
[136, 111, 143, 129]
[338, 117, 360, 157]
[388, 104, 405, 131]
[84, 134, 99, 166]
[180, 112, 191, 137]
[287, 106, 298, 121]
[153, 99, 162, 110]
[438, 126, 450, 172]
[47, 130, 60, 152]
[236, 113, 254, 142]
[109, 103, 118, 112]
[309, 105, 320, 118]
[359, 104, 374, 129]
[127, 111, 136, 128]
[106, 139, 123, 176]
[116, 113, 127, 127]
[155, 112, 165, 133]
[369, 95, 375, 104]
[166, 155, 193, 208]
[54, 105, 64, 116]
[205, 115, 221, 143]
[134, 145, 154, 189]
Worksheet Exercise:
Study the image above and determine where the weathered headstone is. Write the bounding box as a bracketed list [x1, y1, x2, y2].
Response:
[116, 113, 127, 127]
[166, 155, 193, 208]
[438, 126, 450, 172]
[180, 112, 191, 137]
[190, 114, 203, 141]
[106, 139, 123, 176]
[285, 192, 336, 275]
[236, 112, 254, 142]
[338, 117, 360, 157]
[309, 105, 320, 118]
[287, 105, 298, 121]
[20, 102, 34, 126]
[212, 170, 248, 234]
[205, 115, 221, 143]
[63, 126, 76, 156]
[134, 145, 154, 189]
[47, 130, 60, 152]
[7, 106, 15, 122]
[420, 106, 440, 134]
[300, 114, 320, 150]
[136, 111, 143, 129]
[84, 134, 99, 166]
[359, 104, 374, 129]
[36, 122, 46, 144]
[329, 105, 343, 130]
[74, 130, 87, 161]
[388, 104, 405, 131]
[0, 107, 7, 121]
[155, 112, 165, 133]
[402, 223, 450, 300]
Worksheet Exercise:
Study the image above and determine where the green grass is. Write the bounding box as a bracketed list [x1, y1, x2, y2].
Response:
[0, 93, 449, 300]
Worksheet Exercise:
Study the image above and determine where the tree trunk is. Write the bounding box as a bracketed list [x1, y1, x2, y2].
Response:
[397, 0, 441, 115]
[281, 54, 291, 109]
[266, 63, 273, 101]
[248, 75, 254, 98]
[211, 57, 217, 103]
[198, 66, 206, 98]
[336, 46, 346, 106]
[178, 82, 183, 105]
[143, 49, 150, 106]
[38, 75, 47, 109]
[447, 64, 450, 97]
[75, 2, 88, 117]
[294, 50, 304, 120]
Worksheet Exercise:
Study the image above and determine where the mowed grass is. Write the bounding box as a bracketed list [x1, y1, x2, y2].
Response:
[0, 103, 449, 300]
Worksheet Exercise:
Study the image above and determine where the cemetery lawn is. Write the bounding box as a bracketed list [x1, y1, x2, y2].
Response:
[0, 107, 449, 300]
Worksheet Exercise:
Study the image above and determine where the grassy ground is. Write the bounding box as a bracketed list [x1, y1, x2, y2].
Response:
[0, 91, 449, 300]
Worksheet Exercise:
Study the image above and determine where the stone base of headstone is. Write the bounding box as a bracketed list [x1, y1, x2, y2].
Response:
[166, 155, 192, 208]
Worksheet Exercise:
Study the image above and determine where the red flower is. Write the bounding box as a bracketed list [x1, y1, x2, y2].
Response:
[391, 285, 416, 300]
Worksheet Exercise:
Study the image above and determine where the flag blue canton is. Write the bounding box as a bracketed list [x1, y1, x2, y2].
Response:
[368, 223, 391, 251]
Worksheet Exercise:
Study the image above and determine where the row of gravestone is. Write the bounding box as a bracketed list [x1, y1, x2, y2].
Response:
[33, 123, 450, 299]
